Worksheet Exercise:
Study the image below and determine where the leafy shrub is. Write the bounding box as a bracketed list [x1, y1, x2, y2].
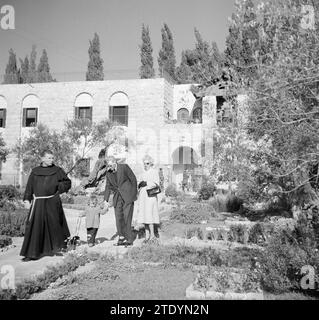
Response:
[229, 224, 249, 244]
[170, 202, 214, 224]
[209, 194, 228, 212]
[0, 198, 17, 211]
[248, 222, 274, 245]
[257, 210, 319, 293]
[0, 235, 12, 248]
[165, 183, 179, 198]
[0, 185, 20, 200]
[226, 194, 243, 212]
[0, 209, 29, 236]
[184, 227, 204, 240]
[60, 193, 74, 204]
[209, 193, 243, 213]
[248, 223, 266, 244]
[198, 183, 216, 200]
[206, 228, 229, 241]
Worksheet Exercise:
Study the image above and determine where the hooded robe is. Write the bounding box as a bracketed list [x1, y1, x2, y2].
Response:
[20, 164, 71, 259]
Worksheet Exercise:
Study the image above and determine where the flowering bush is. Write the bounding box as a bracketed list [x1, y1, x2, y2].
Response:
[165, 183, 179, 198]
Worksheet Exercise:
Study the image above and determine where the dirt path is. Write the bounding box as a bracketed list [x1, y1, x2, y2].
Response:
[0, 207, 118, 286]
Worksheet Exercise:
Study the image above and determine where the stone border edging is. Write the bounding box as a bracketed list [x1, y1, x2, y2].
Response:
[185, 277, 264, 300]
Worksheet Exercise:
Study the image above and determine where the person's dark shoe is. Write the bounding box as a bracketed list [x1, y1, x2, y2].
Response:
[22, 257, 37, 262]
[123, 240, 133, 247]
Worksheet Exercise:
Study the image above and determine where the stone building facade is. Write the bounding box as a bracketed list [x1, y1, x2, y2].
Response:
[0, 77, 245, 190]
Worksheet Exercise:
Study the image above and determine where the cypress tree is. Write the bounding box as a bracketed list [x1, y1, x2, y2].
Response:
[139, 24, 155, 79]
[20, 56, 30, 84]
[158, 23, 176, 80]
[86, 33, 104, 81]
[37, 49, 54, 82]
[3, 48, 19, 84]
[29, 45, 37, 83]
[175, 50, 193, 84]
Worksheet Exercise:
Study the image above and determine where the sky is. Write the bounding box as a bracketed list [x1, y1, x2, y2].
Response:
[0, 0, 236, 81]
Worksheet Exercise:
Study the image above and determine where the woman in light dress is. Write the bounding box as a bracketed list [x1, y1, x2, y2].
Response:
[135, 155, 160, 243]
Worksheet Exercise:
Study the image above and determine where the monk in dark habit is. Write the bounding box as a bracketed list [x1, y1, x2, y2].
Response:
[20, 149, 71, 261]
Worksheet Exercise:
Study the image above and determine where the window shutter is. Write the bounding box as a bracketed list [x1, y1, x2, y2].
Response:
[74, 107, 79, 119]
[22, 108, 27, 127]
[109, 106, 113, 122]
[89, 107, 93, 121]
[35, 108, 38, 125]
[3, 109, 6, 128]
[125, 106, 128, 126]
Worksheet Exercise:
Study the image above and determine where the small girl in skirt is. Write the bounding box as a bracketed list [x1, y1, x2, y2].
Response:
[84, 194, 104, 247]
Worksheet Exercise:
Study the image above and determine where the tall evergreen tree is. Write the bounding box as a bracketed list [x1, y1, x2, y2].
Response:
[158, 23, 176, 80]
[20, 55, 30, 84]
[175, 50, 193, 84]
[86, 33, 104, 81]
[3, 49, 19, 84]
[139, 24, 155, 79]
[29, 45, 37, 83]
[37, 49, 54, 82]
[176, 29, 222, 84]
[224, 0, 260, 87]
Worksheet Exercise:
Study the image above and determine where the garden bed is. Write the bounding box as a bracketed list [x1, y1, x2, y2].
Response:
[186, 266, 263, 300]
[0, 209, 29, 236]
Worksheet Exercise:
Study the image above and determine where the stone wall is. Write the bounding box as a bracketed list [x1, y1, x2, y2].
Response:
[0, 79, 166, 185]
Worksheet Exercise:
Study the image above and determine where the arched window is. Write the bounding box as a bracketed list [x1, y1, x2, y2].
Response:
[109, 92, 129, 126]
[22, 94, 39, 127]
[177, 108, 189, 123]
[0, 96, 7, 128]
[192, 107, 202, 123]
[74, 93, 93, 121]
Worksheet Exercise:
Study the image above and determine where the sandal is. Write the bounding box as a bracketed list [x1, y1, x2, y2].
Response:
[113, 238, 126, 246]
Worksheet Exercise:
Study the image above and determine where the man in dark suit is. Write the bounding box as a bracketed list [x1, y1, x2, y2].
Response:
[103, 156, 137, 246]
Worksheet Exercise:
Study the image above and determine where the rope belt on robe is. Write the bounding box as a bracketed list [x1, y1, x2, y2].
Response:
[28, 191, 59, 221]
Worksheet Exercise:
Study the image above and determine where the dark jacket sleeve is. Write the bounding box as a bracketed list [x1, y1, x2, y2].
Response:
[57, 168, 72, 194]
[104, 175, 112, 202]
[23, 171, 34, 202]
[125, 164, 137, 191]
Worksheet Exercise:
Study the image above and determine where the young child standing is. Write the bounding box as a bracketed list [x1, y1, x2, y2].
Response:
[84, 194, 104, 247]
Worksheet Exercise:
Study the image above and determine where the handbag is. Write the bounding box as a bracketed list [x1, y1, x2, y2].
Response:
[146, 183, 161, 197]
